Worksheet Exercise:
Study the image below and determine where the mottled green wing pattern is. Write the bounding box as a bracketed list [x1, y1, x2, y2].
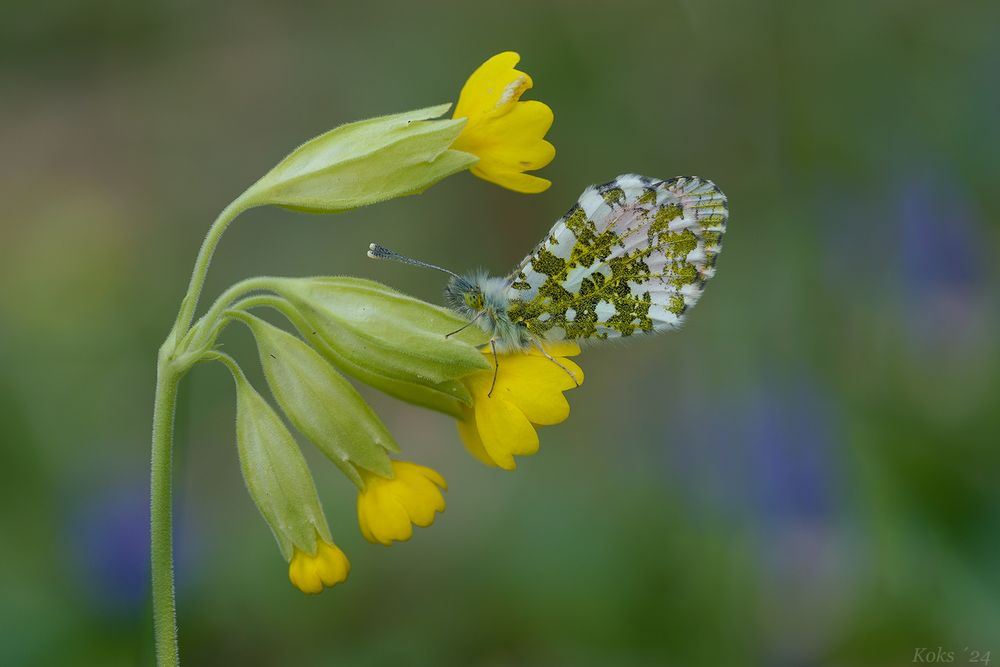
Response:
[506, 174, 727, 341]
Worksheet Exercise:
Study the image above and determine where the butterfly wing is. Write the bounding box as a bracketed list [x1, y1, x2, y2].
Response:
[506, 174, 727, 341]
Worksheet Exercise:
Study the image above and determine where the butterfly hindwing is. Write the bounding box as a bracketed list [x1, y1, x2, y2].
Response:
[506, 174, 727, 341]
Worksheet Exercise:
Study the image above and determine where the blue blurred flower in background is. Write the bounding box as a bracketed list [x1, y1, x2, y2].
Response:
[68, 482, 151, 616]
[895, 168, 990, 344]
[665, 374, 841, 533]
[743, 379, 839, 531]
[664, 373, 851, 661]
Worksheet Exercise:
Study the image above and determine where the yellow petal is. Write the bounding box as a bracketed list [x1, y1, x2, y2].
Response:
[288, 538, 349, 594]
[457, 406, 500, 467]
[451, 52, 554, 193]
[458, 101, 554, 164]
[504, 350, 582, 390]
[357, 502, 377, 543]
[391, 465, 445, 526]
[314, 542, 350, 587]
[490, 354, 578, 425]
[356, 461, 446, 544]
[394, 461, 448, 493]
[469, 168, 553, 194]
[530, 341, 582, 358]
[458, 102, 554, 193]
[288, 555, 321, 594]
[454, 51, 532, 125]
[368, 493, 413, 544]
[456, 344, 584, 467]
[474, 395, 539, 470]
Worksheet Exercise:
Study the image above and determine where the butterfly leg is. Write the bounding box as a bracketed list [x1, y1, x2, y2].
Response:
[445, 311, 484, 338]
[532, 340, 580, 387]
[487, 339, 499, 398]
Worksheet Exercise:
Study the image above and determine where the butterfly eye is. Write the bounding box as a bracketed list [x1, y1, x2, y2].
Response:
[464, 292, 483, 310]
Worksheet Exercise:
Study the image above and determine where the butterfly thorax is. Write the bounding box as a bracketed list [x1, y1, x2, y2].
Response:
[445, 270, 533, 352]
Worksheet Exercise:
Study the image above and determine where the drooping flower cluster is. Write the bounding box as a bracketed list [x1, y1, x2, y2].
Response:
[212, 276, 583, 594]
[178, 52, 578, 596]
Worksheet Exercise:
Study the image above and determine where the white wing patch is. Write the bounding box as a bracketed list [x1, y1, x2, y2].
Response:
[505, 174, 727, 341]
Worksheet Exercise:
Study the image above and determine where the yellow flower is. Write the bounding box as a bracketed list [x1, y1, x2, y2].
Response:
[288, 536, 350, 594]
[357, 460, 447, 545]
[451, 51, 555, 194]
[457, 342, 583, 470]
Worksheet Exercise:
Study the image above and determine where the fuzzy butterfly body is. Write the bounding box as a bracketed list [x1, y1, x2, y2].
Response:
[370, 173, 727, 358]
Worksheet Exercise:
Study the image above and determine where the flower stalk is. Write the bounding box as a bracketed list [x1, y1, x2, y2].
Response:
[150, 195, 259, 667]
[168, 199, 249, 350]
[150, 352, 182, 667]
[148, 50, 561, 666]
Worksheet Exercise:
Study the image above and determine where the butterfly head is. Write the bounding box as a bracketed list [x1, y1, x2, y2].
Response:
[445, 272, 487, 319]
[367, 243, 513, 337]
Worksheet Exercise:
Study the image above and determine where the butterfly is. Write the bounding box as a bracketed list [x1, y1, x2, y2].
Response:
[369, 174, 728, 394]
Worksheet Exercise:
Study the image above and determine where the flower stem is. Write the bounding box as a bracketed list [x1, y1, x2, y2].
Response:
[151, 194, 251, 665]
[169, 199, 250, 346]
[179, 275, 281, 355]
[150, 354, 182, 667]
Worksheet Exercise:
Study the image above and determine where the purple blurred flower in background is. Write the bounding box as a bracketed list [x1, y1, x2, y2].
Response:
[67, 479, 196, 618]
[665, 374, 841, 533]
[68, 483, 150, 615]
[897, 174, 981, 292]
[894, 168, 991, 350]
[664, 374, 850, 661]
[743, 381, 838, 529]
[821, 164, 992, 352]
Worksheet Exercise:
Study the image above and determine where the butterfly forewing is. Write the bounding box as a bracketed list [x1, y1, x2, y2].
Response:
[506, 174, 727, 341]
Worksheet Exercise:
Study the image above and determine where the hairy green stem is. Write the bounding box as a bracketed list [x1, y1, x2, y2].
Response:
[187, 292, 302, 361]
[230, 293, 303, 323]
[202, 349, 246, 380]
[168, 199, 250, 346]
[179, 276, 282, 355]
[150, 354, 182, 667]
[152, 195, 252, 666]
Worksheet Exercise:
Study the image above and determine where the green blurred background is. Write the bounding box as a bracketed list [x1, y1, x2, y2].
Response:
[2, 1, 998, 665]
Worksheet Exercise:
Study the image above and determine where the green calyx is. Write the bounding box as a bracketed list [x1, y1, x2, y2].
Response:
[240, 294, 473, 418]
[211, 352, 332, 561]
[239, 104, 478, 213]
[230, 311, 398, 487]
[269, 277, 490, 405]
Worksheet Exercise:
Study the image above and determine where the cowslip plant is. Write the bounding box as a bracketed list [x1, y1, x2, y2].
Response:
[149, 52, 581, 666]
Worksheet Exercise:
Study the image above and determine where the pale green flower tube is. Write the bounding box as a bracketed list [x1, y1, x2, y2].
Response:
[271, 277, 489, 381]
[238, 104, 477, 213]
[208, 351, 349, 594]
[228, 311, 398, 487]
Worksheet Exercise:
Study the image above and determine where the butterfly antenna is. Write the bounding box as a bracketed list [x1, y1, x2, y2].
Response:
[367, 243, 461, 279]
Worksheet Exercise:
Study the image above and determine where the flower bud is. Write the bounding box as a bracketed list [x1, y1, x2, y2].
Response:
[270, 277, 490, 400]
[232, 370, 333, 561]
[233, 312, 396, 486]
[288, 539, 350, 594]
[239, 104, 477, 213]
